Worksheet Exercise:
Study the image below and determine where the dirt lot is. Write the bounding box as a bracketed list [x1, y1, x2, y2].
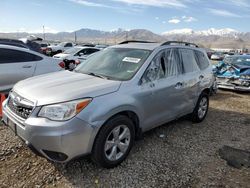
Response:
[0, 90, 249, 188]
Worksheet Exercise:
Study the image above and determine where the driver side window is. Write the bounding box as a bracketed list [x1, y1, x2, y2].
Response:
[142, 48, 183, 83]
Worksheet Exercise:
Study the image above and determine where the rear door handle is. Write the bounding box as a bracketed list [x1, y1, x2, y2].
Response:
[22, 65, 32, 68]
[175, 82, 183, 89]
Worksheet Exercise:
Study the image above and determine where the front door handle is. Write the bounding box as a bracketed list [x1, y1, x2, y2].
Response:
[22, 65, 32, 68]
[175, 82, 183, 89]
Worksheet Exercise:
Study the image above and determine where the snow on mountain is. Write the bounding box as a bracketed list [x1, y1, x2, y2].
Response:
[162, 28, 239, 36]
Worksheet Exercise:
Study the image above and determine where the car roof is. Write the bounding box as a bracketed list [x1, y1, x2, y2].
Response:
[112, 42, 161, 50]
[111, 41, 201, 51]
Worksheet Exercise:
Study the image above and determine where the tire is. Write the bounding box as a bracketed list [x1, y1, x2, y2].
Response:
[191, 92, 209, 123]
[91, 115, 135, 168]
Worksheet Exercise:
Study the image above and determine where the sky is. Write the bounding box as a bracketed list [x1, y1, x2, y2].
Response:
[0, 0, 250, 34]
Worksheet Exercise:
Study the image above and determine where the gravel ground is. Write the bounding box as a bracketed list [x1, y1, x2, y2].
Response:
[0, 90, 250, 188]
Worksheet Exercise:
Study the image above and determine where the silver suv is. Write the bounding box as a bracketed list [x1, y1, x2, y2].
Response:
[2, 41, 213, 168]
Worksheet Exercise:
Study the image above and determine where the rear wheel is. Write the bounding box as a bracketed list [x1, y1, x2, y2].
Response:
[191, 92, 209, 123]
[91, 115, 135, 168]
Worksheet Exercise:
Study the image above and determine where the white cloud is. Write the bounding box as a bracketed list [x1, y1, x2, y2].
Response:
[208, 8, 241, 18]
[155, 17, 159, 20]
[69, 0, 111, 8]
[111, 0, 188, 8]
[183, 16, 197, 22]
[168, 18, 181, 24]
[226, 0, 250, 7]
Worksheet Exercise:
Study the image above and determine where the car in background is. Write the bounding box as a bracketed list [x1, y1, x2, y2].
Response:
[203, 48, 215, 59]
[2, 41, 214, 168]
[213, 55, 250, 91]
[0, 45, 63, 93]
[53, 46, 100, 70]
[46, 42, 74, 56]
[211, 52, 225, 61]
[40, 43, 50, 54]
[0, 37, 42, 53]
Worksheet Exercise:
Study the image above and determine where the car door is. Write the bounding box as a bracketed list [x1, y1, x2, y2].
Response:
[139, 48, 187, 131]
[0, 48, 37, 92]
[178, 48, 201, 111]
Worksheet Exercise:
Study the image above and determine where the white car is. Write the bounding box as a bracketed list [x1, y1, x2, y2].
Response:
[0, 45, 63, 92]
[53, 47, 100, 61]
[211, 52, 225, 61]
[46, 42, 74, 55]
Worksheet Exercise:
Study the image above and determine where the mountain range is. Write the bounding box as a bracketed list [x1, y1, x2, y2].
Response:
[0, 28, 249, 49]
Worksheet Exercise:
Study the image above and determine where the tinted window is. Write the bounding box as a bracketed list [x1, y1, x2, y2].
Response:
[194, 50, 210, 70]
[142, 48, 183, 83]
[179, 49, 199, 73]
[0, 48, 43, 64]
[65, 43, 73, 47]
[85, 49, 100, 55]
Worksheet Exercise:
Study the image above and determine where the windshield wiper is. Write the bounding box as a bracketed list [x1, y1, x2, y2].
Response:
[86, 72, 110, 80]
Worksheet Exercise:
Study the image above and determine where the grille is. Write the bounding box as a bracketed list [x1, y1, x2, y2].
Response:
[7, 93, 34, 120]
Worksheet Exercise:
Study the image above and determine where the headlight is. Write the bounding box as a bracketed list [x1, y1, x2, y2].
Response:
[38, 98, 92, 121]
[240, 75, 250, 80]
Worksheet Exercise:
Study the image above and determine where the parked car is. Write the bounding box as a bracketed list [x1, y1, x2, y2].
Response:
[46, 42, 74, 56]
[213, 55, 250, 91]
[2, 41, 214, 168]
[211, 52, 225, 61]
[53, 46, 100, 61]
[40, 43, 49, 54]
[0, 45, 63, 93]
[53, 47, 100, 70]
[0, 37, 42, 53]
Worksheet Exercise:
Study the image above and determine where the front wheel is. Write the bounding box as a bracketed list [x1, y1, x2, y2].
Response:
[91, 115, 135, 168]
[191, 93, 209, 123]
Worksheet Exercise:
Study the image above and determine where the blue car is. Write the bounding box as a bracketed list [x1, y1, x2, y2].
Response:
[213, 55, 250, 91]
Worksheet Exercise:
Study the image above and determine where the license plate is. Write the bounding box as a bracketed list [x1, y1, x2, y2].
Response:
[7, 118, 17, 135]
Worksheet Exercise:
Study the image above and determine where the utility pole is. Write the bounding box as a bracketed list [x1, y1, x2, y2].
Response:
[74, 31, 77, 43]
[43, 25, 45, 40]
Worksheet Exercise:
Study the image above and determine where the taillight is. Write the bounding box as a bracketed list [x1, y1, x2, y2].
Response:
[75, 60, 81, 65]
[59, 61, 65, 68]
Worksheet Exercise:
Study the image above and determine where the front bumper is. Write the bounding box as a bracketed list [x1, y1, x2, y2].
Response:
[217, 83, 250, 91]
[1, 99, 97, 162]
[217, 77, 250, 92]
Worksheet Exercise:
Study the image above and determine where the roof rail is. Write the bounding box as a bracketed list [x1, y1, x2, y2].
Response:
[161, 41, 199, 48]
[119, 40, 156, 45]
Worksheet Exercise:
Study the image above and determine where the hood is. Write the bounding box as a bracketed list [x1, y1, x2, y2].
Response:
[13, 71, 121, 106]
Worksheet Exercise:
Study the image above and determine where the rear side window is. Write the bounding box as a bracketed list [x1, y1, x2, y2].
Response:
[0, 48, 43, 64]
[65, 43, 73, 47]
[194, 51, 210, 70]
[179, 49, 199, 73]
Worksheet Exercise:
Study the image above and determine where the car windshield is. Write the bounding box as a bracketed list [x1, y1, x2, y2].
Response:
[231, 56, 250, 67]
[63, 47, 81, 54]
[74, 48, 151, 81]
